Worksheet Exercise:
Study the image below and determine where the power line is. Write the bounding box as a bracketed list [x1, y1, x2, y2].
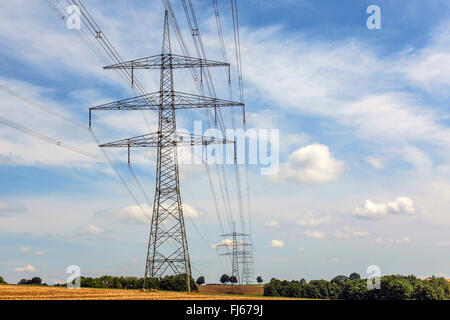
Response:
[0, 84, 152, 235]
[0, 115, 98, 159]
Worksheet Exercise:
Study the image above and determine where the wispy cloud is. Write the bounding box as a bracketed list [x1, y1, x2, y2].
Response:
[302, 230, 326, 240]
[0, 201, 27, 217]
[264, 220, 280, 228]
[296, 212, 333, 227]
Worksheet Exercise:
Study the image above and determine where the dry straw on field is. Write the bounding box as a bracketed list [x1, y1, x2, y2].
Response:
[0, 284, 271, 300]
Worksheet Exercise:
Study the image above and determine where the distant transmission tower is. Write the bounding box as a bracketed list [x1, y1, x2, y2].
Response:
[89, 11, 243, 292]
[217, 221, 252, 285]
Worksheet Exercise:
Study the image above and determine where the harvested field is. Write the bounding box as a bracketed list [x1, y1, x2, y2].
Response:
[0, 284, 270, 300]
[198, 284, 264, 296]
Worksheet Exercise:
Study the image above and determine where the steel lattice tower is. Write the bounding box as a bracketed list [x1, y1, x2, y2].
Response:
[217, 221, 251, 285]
[89, 11, 243, 292]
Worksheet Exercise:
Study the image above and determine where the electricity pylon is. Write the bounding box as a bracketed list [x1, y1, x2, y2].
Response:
[89, 11, 243, 292]
[217, 221, 252, 285]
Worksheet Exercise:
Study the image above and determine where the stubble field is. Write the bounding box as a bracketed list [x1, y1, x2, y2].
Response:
[0, 284, 271, 300]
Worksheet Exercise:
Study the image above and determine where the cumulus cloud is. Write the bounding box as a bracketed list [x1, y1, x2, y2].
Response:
[269, 240, 284, 248]
[210, 238, 236, 249]
[21, 247, 32, 253]
[298, 246, 305, 252]
[264, 220, 280, 228]
[115, 205, 152, 224]
[272, 144, 344, 185]
[82, 225, 104, 236]
[354, 197, 415, 220]
[296, 212, 333, 227]
[302, 230, 326, 240]
[0, 201, 27, 217]
[14, 264, 36, 272]
[35, 251, 44, 256]
[334, 226, 369, 239]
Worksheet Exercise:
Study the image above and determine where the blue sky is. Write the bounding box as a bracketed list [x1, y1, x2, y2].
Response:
[1, 0, 450, 285]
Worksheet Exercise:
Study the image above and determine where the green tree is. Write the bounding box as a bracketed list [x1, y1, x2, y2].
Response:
[220, 274, 230, 284]
[160, 274, 196, 292]
[196, 276, 205, 286]
[309, 280, 330, 299]
[333, 275, 349, 282]
[263, 278, 282, 297]
[412, 282, 440, 300]
[0, 276, 6, 284]
[340, 280, 369, 300]
[303, 283, 321, 299]
[229, 276, 238, 284]
[257, 276, 263, 284]
[383, 278, 413, 300]
[31, 277, 42, 285]
[349, 272, 361, 280]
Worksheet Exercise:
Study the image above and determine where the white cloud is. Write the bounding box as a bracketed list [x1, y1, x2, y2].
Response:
[354, 197, 416, 220]
[82, 225, 104, 236]
[21, 247, 32, 253]
[0, 79, 102, 168]
[211, 238, 235, 249]
[269, 240, 284, 248]
[434, 241, 450, 247]
[105, 203, 200, 226]
[366, 156, 385, 170]
[302, 230, 326, 240]
[334, 226, 369, 239]
[14, 264, 36, 272]
[373, 237, 411, 244]
[272, 144, 344, 185]
[0, 201, 27, 217]
[115, 205, 152, 224]
[296, 212, 333, 227]
[182, 204, 202, 219]
[400, 21, 450, 93]
[264, 220, 280, 228]
[298, 246, 305, 252]
[399, 146, 433, 174]
[35, 251, 44, 256]
[243, 24, 450, 149]
[390, 237, 411, 244]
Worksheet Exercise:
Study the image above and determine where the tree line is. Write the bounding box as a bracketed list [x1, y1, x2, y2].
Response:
[263, 274, 450, 300]
[54, 274, 197, 292]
